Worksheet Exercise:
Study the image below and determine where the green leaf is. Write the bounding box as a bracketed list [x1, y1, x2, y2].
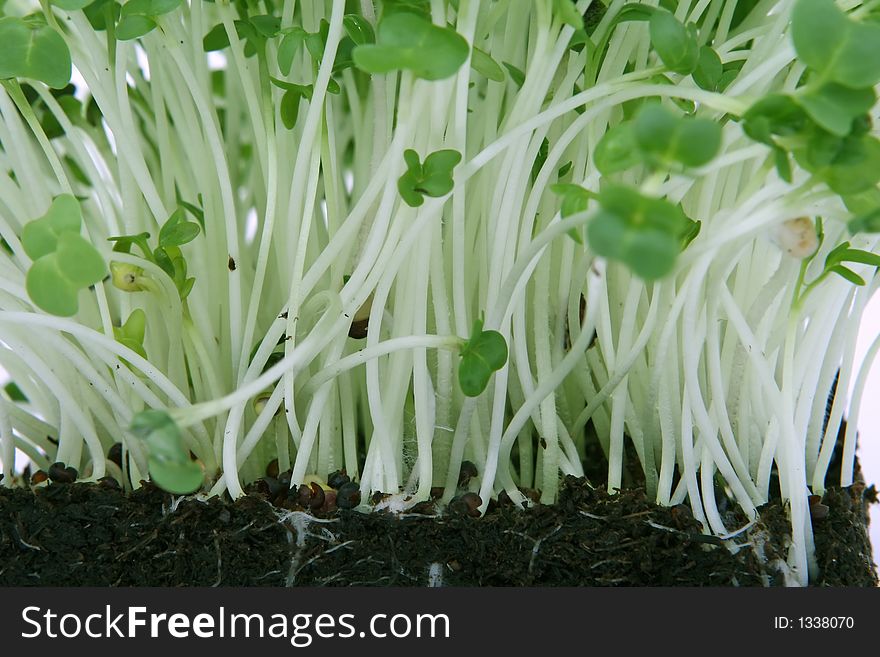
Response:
[3, 381, 28, 402]
[353, 12, 470, 81]
[743, 94, 808, 145]
[587, 184, 691, 279]
[649, 10, 699, 75]
[280, 88, 303, 129]
[108, 231, 151, 256]
[158, 209, 200, 247]
[458, 319, 508, 397]
[203, 23, 230, 51]
[795, 83, 876, 137]
[147, 457, 203, 495]
[848, 207, 880, 233]
[471, 46, 504, 82]
[398, 148, 461, 206]
[277, 28, 306, 74]
[633, 104, 721, 168]
[0, 17, 72, 89]
[503, 62, 525, 88]
[120, 0, 181, 16]
[51, 0, 94, 9]
[131, 409, 203, 494]
[829, 264, 865, 286]
[816, 135, 880, 194]
[554, 0, 583, 29]
[249, 15, 281, 38]
[115, 15, 157, 41]
[54, 232, 107, 287]
[692, 45, 722, 91]
[594, 122, 640, 174]
[343, 14, 375, 45]
[791, 0, 880, 88]
[550, 183, 593, 244]
[26, 255, 79, 316]
[21, 195, 83, 260]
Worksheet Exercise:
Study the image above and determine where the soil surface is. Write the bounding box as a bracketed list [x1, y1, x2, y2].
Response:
[1, 475, 875, 586]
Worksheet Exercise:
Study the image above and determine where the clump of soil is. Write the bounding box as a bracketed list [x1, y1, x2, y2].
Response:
[1, 476, 875, 586]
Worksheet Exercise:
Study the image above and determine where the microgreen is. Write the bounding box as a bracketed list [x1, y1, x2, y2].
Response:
[131, 410, 203, 495]
[352, 12, 469, 80]
[397, 148, 462, 207]
[458, 319, 508, 397]
[22, 196, 106, 316]
[0, 17, 71, 89]
[2, 0, 879, 587]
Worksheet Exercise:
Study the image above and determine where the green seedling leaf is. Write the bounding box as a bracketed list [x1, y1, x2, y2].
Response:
[51, 0, 94, 9]
[829, 264, 865, 285]
[153, 246, 175, 278]
[633, 104, 721, 168]
[113, 308, 148, 360]
[848, 207, 880, 233]
[22, 195, 82, 260]
[277, 28, 306, 74]
[594, 122, 640, 174]
[692, 45, 722, 91]
[809, 135, 880, 194]
[458, 319, 508, 397]
[108, 231, 151, 256]
[131, 409, 203, 495]
[554, 0, 584, 29]
[158, 209, 200, 248]
[791, 0, 880, 88]
[115, 15, 156, 41]
[3, 381, 28, 402]
[25, 255, 79, 316]
[84, 0, 121, 31]
[587, 184, 691, 279]
[397, 148, 461, 207]
[503, 62, 525, 87]
[55, 232, 107, 287]
[0, 17, 72, 89]
[249, 15, 281, 38]
[649, 10, 699, 74]
[353, 12, 470, 81]
[471, 46, 504, 82]
[343, 14, 375, 45]
[743, 94, 808, 145]
[795, 83, 876, 137]
[774, 146, 793, 182]
[280, 88, 304, 129]
[121, 0, 181, 16]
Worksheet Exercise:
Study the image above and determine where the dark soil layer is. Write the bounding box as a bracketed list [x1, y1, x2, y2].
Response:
[1, 476, 875, 586]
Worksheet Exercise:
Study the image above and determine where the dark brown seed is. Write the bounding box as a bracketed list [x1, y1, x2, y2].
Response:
[449, 492, 482, 518]
[458, 461, 478, 488]
[308, 482, 325, 509]
[519, 487, 541, 504]
[228, 256, 236, 271]
[327, 469, 350, 489]
[319, 490, 337, 514]
[348, 318, 369, 339]
[30, 470, 49, 485]
[107, 442, 123, 468]
[447, 559, 462, 572]
[409, 500, 437, 515]
[429, 486, 445, 499]
[497, 490, 513, 507]
[98, 476, 120, 490]
[337, 482, 361, 509]
[277, 470, 292, 489]
[48, 462, 77, 483]
[265, 458, 279, 479]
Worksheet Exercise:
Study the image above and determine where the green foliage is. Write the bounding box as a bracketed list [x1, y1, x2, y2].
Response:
[471, 47, 504, 82]
[113, 308, 148, 361]
[503, 62, 525, 88]
[848, 207, 880, 233]
[458, 319, 508, 397]
[822, 241, 880, 286]
[131, 410, 203, 494]
[107, 208, 199, 300]
[22, 196, 106, 316]
[588, 184, 694, 280]
[692, 46, 723, 91]
[594, 122, 639, 174]
[649, 9, 699, 75]
[791, 0, 880, 88]
[50, 0, 94, 10]
[397, 148, 462, 207]
[550, 183, 596, 244]
[353, 12, 469, 80]
[0, 17, 71, 89]
[115, 0, 182, 41]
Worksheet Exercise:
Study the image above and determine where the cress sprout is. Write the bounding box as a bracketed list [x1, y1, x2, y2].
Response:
[1, 0, 879, 586]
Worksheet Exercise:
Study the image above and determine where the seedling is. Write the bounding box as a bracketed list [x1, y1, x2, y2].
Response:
[1, 0, 879, 587]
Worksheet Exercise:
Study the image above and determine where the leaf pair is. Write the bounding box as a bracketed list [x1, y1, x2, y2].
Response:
[0, 17, 71, 89]
[353, 12, 469, 81]
[588, 184, 693, 280]
[458, 319, 508, 397]
[822, 242, 880, 287]
[397, 149, 462, 207]
[115, 0, 183, 41]
[130, 410, 203, 495]
[113, 308, 148, 361]
[595, 104, 722, 175]
[22, 196, 107, 316]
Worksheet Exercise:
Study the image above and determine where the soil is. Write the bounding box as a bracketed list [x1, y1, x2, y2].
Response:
[0, 473, 875, 586]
